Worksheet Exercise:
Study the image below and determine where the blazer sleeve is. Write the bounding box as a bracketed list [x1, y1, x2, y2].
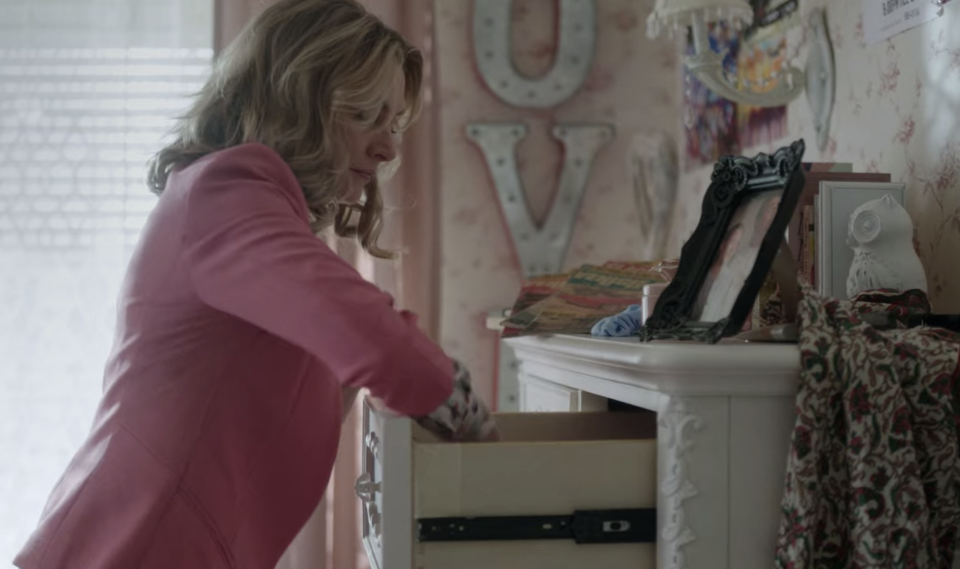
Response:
[180, 146, 452, 417]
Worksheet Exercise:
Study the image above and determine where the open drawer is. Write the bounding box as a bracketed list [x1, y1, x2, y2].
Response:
[358, 398, 658, 569]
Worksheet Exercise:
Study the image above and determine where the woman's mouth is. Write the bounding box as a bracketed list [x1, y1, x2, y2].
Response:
[350, 168, 373, 182]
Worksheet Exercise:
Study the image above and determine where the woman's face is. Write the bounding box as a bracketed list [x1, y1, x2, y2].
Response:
[341, 67, 406, 203]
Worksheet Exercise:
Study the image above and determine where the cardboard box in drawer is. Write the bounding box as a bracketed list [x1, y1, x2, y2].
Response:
[359, 399, 658, 569]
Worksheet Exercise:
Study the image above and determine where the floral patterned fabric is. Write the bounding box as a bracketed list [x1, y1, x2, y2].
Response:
[416, 359, 499, 442]
[776, 285, 960, 569]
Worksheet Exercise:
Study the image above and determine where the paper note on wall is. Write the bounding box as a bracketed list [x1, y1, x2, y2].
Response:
[862, 0, 945, 44]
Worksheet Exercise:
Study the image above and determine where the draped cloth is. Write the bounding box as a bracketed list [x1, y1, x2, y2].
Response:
[776, 286, 960, 569]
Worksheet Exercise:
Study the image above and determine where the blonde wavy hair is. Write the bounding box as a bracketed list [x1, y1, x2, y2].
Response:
[147, 0, 423, 258]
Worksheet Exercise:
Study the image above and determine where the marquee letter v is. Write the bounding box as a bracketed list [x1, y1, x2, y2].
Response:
[466, 122, 613, 277]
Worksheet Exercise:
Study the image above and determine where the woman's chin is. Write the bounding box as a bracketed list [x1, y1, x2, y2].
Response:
[340, 186, 364, 205]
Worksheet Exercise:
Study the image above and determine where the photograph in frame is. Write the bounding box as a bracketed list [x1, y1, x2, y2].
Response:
[640, 139, 806, 344]
[692, 188, 785, 322]
[817, 181, 906, 299]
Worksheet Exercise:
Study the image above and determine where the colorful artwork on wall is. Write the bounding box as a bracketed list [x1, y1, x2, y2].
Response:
[736, 0, 796, 149]
[746, 0, 799, 37]
[682, 22, 741, 170]
[736, 34, 789, 149]
[683, 0, 798, 170]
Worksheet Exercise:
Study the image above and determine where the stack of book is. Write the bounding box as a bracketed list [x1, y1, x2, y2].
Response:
[500, 261, 672, 337]
[787, 162, 892, 293]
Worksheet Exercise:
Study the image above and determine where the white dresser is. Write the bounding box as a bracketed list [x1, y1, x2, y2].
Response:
[357, 333, 805, 569]
[358, 397, 660, 569]
[360, 334, 960, 568]
[508, 334, 801, 569]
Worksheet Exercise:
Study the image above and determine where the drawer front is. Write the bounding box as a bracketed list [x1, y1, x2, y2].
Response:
[360, 400, 657, 569]
[417, 541, 650, 569]
[359, 400, 413, 569]
[519, 374, 607, 412]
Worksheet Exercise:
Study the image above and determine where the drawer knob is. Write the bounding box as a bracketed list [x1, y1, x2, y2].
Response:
[364, 432, 381, 460]
[355, 472, 380, 502]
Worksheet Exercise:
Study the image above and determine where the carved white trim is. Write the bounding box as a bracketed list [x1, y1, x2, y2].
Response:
[506, 334, 801, 397]
[659, 397, 704, 569]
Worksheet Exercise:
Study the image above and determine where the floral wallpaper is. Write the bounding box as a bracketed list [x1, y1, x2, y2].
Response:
[669, 2, 960, 311]
[433, 0, 679, 403]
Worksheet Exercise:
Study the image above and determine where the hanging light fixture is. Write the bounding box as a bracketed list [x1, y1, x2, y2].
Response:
[647, 0, 805, 108]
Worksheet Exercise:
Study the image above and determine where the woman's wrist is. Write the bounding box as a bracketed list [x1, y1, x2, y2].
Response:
[416, 359, 499, 441]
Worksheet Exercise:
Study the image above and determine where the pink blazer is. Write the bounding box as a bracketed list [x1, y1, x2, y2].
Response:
[14, 144, 454, 569]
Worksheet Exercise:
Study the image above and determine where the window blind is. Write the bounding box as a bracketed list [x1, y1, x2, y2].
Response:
[0, 0, 212, 559]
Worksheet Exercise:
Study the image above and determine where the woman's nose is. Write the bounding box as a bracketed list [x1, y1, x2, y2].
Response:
[369, 131, 398, 163]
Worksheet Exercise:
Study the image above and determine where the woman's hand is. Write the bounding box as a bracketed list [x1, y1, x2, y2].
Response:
[415, 360, 499, 442]
[481, 425, 502, 442]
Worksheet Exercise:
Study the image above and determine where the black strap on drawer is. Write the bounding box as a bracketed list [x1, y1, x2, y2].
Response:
[417, 508, 655, 544]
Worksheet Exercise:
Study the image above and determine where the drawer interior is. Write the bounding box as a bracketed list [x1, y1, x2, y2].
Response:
[412, 410, 657, 444]
[412, 411, 658, 519]
[359, 402, 659, 569]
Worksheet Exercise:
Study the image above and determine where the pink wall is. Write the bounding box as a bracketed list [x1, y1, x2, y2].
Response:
[358, 0, 442, 340]
[670, 3, 960, 312]
[434, 0, 680, 402]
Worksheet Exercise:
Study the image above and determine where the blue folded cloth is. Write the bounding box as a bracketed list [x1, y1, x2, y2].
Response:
[590, 304, 643, 337]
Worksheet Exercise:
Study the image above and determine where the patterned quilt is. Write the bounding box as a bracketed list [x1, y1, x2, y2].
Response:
[775, 285, 960, 568]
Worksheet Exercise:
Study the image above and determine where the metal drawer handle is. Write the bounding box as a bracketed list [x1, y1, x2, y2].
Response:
[366, 501, 382, 539]
[355, 472, 380, 502]
[603, 520, 631, 532]
[364, 432, 381, 461]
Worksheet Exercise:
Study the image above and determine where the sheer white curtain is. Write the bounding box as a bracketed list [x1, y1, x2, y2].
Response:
[0, 0, 212, 564]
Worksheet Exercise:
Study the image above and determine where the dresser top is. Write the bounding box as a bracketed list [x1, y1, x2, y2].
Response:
[506, 334, 802, 397]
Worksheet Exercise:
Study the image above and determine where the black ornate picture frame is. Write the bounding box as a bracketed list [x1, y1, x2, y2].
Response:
[640, 139, 806, 344]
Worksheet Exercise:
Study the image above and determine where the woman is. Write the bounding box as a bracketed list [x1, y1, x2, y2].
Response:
[14, 1, 496, 568]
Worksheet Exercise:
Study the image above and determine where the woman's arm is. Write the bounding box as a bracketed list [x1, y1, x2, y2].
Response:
[180, 145, 453, 417]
